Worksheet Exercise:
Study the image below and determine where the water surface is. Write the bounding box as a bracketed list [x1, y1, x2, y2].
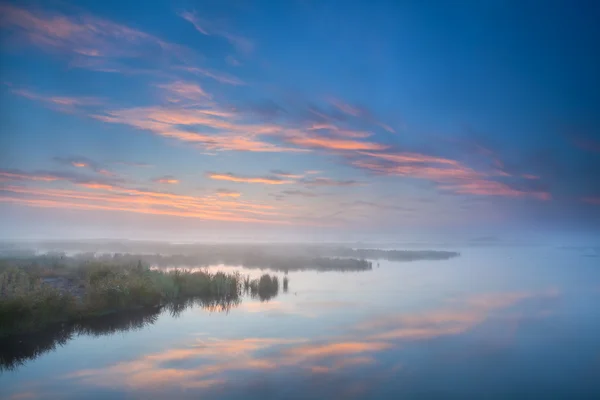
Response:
[1, 246, 599, 399]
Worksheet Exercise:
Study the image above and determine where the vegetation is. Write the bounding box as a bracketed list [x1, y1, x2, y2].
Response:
[244, 274, 280, 301]
[0, 257, 282, 337]
[0, 242, 460, 273]
[0, 307, 162, 371]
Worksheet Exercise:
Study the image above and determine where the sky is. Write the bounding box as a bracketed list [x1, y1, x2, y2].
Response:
[0, 0, 599, 241]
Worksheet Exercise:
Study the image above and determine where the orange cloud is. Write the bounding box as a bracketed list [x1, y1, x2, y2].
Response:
[93, 105, 306, 153]
[61, 289, 559, 396]
[215, 189, 241, 198]
[359, 151, 462, 167]
[285, 342, 391, 358]
[359, 290, 559, 342]
[64, 335, 387, 393]
[208, 172, 293, 185]
[0, 182, 296, 225]
[286, 134, 388, 151]
[152, 175, 179, 184]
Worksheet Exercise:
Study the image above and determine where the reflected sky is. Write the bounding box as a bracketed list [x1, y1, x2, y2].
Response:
[1, 247, 600, 399]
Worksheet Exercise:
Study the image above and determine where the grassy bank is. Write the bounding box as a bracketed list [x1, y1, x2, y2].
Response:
[0, 259, 281, 336]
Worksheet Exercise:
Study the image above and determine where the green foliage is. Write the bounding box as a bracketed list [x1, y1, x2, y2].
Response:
[0, 260, 279, 336]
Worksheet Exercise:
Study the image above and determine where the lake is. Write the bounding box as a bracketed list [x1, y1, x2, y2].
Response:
[1, 246, 599, 399]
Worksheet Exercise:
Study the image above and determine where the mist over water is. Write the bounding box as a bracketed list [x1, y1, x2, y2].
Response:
[1, 243, 599, 399]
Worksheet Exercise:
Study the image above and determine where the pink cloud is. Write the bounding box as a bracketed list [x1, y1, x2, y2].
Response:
[443, 180, 551, 200]
[582, 197, 600, 205]
[329, 98, 362, 117]
[353, 152, 551, 200]
[156, 81, 210, 101]
[1, 4, 196, 68]
[285, 134, 388, 151]
[207, 172, 293, 185]
[11, 87, 101, 112]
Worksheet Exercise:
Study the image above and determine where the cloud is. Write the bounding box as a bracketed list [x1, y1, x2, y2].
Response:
[156, 81, 210, 101]
[522, 174, 540, 180]
[343, 200, 413, 212]
[0, 4, 196, 70]
[328, 97, 396, 133]
[442, 180, 551, 200]
[0, 168, 122, 186]
[236, 100, 288, 120]
[93, 103, 307, 153]
[207, 172, 293, 185]
[301, 177, 362, 187]
[270, 170, 305, 179]
[283, 342, 391, 358]
[53, 156, 116, 177]
[178, 11, 254, 54]
[180, 67, 245, 85]
[358, 289, 559, 342]
[0, 169, 61, 182]
[583, 197, 600, 205]
[63, 335, 386, 394]
[1, 167, 327, 226]
[0, 182, 291, 224]
[329, 98, 362, 117]
[352, 151, 551, 200]
[572, 136, 600, 154]
[226, 55, 241, 66]
[113, 161, 152, 168]
[177, 11, 210, 35]
[284, 133, 388, 151]
[59, 289, 559, 397]
[152, 175, 179, 184]
[215, 189, 241, 198]
[10, 87, 101, 113]
[279, 190, 318, 198]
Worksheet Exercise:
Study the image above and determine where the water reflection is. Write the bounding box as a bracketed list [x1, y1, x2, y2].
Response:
[49, 289, 562, 399]
[0, 307, 158, 372]
[3, 248, 600, 399]
[0, 297, 243, 371]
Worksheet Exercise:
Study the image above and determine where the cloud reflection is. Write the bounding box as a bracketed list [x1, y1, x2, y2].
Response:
[61, 289, 559, 397]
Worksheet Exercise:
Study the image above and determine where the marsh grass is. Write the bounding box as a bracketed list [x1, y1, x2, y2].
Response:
[283, 276, 289, 292]
[243, 274, 280, 301]
[0, 260, 278, 336]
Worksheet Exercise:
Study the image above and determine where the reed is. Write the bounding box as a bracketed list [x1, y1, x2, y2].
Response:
[0, 261, 275, 336]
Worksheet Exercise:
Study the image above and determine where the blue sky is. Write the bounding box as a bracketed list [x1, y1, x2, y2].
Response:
[0, 0, 599, 240]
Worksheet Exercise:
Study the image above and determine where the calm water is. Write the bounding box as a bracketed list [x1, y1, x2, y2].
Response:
[1, 246, 599, 399]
